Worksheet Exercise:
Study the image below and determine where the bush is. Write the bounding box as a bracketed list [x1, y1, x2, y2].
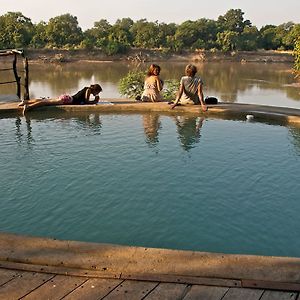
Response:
[294, 39, 300, 72]
[118, 70, 145, 99]
[162, 79, 180, 100]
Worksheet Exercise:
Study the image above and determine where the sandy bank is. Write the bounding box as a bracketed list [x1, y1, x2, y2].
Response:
[24, 49, 294, 64]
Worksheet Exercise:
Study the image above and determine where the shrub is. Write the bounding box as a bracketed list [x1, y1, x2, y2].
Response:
[162, 79, 180, 100]
[118, 70, 145, 99]
[294, 39, 300, 72]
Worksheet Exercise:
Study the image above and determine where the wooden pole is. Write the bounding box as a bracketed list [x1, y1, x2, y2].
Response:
[12, 54, 21, 99]
[24, 57, 29, 100]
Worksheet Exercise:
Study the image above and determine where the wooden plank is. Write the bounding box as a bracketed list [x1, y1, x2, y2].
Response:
[104, 280, 158, 300]
[183, 285, 228, 300]
[145, 282, 188, 300]
[260, 290, 298, 300]
[22, 274, 87, 300]
[63, 278, 122, 300]
[0, 271, 53, 300]
[0, 269, 23, 286]
[121, 273, 241, 287]
[243, 279, 300, 292]
[222, 287, 264, 300]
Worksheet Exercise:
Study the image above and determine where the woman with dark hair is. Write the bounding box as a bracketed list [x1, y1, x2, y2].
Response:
[20, 84, 102, 113]
[141, 64, 164, 102]
[171, 64, 207, 111]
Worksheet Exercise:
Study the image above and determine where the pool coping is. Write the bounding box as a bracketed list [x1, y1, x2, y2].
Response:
[1, 232, 300, 291]
[1, 99, 300, 127]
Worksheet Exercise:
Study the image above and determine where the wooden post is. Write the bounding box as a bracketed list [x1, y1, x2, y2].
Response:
[12, 53, 21, 99]
[24, 57, 29, 100]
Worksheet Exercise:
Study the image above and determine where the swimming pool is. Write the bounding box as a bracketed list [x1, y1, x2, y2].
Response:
[1, 112, 300, 257]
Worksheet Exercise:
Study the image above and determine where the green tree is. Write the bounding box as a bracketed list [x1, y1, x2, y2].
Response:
[86, 19, 112, 48]
[130, 19, 160, 48]
[30, 21, 47, 48]
[109, 24, 132, 45]
[217, 9, 251, 33]
[157, 22, 177, 48]
[216, 30, 239, 51]
[283, 23, 300, 50]
[0, 12, 34, 48]
[259, 25, 281, 50]
[238, 26, 259, 50]
[195, 19, 218, 49]
[46, 14, 83, 48]
[174, 20, 199, 49]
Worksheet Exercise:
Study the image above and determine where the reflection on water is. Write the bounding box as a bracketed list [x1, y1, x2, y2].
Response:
[174, 116, 204, 151]
[8, 112, 300, 155]
[1, 61, 299, 108]
[289, 126, 300, 154]
[143, 114, 161, 147]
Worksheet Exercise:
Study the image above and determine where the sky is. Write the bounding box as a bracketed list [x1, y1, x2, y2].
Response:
[1, 0, 299, 30]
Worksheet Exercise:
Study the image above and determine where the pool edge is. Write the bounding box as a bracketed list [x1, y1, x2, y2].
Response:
[0, 232, 300, 291]
[1, 99, 300, 127]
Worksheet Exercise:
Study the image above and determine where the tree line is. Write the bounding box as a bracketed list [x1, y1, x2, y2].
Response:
[0, 8, 300, 69]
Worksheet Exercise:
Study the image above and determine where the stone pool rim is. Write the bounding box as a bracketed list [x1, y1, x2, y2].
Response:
[1, 99, 300, 127]
[1, 232, 300, 292]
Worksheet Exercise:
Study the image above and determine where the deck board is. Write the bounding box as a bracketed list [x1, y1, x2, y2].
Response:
[144, 282, 188, 299]
[260, 290, 298, 300]
[0, 269, 23, 286]
[0, 268, 299, 299]
[22, 274, 87, 300]
[222, 287, 264, 300]
[0, 271, 53, 300]
[183, 285, 228, 300]
[103, 279, 158, 299]
[63, 278, 123, 300]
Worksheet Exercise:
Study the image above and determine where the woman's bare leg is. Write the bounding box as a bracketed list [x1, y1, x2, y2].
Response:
[23, 99, 64, 113]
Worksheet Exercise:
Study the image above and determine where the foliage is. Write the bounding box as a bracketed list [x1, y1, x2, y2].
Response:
[162, 79, 180, 100]
[238, 26, 259, 51]
[294, 39, 300, 72]
[46, 14, 83, 48]
[0, 9, 299, 56]
[118, 70, 145, 98]
[0, 12, 34, 48]
[217, 31, 239, 52]
[217, 9, 251, 33]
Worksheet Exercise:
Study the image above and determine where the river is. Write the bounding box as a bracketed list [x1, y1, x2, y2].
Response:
[0, 61, 300, 108]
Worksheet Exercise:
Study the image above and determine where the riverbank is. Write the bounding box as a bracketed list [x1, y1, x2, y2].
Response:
[25, 48, 294, 64]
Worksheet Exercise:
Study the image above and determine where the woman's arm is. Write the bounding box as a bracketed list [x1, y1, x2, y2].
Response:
[155, 76, 163, 92]
[84, 88, 99, 104]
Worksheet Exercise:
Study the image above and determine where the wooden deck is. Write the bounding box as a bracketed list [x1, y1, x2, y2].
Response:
[0, 267, 299, 299]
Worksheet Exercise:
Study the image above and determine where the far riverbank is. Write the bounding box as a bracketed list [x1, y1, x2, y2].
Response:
[24, 48, 294, 64]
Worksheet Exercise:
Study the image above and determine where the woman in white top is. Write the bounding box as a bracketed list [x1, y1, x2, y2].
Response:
[171, 64, 207, 111]
[141, 64, 164, 102]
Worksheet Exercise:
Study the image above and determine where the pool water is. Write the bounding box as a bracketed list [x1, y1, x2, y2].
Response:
[1, 112, 300, 257]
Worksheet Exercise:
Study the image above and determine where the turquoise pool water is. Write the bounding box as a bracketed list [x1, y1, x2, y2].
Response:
[1, 112, 300, 257]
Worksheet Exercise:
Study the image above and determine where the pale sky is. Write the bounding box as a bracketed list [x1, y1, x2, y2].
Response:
[1, 0, 299, 30]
